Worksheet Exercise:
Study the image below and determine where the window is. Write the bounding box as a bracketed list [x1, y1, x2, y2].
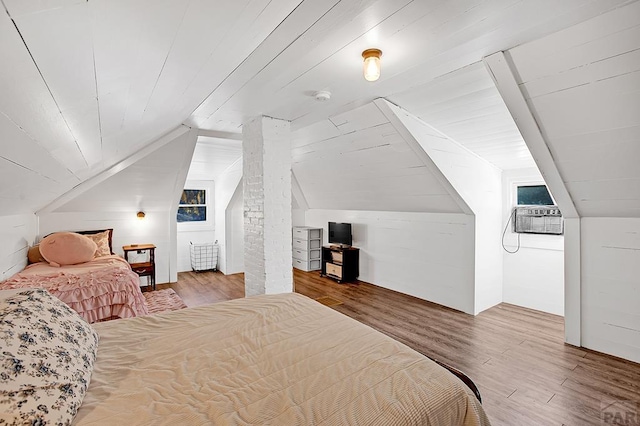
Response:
[517, 185, 554, 206]
[177, 189, 206, 222]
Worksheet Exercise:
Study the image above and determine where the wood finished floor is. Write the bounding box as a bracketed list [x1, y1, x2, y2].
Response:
[160, 270, 640, 426]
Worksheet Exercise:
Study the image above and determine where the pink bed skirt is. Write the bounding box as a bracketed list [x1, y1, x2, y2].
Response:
[0, 255, 148, 323]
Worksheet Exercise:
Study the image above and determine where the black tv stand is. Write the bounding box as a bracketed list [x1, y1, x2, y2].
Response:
[320, 245, 359, 283]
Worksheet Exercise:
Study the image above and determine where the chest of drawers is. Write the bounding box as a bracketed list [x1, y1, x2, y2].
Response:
[292, 227, 322, 271]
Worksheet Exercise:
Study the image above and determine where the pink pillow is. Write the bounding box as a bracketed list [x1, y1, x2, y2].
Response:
[84, 230, 111, 257]
[39, 232, 98, 267]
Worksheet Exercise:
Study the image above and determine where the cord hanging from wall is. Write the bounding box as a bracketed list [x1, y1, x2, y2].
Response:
[502, 208, 520, 254]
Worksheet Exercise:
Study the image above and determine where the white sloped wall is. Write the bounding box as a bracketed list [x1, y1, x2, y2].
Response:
[294, 99, 506, 315]
[380, 100, 504, 314]
[0, 214, 37, 281]
[292, 101, 477, 314]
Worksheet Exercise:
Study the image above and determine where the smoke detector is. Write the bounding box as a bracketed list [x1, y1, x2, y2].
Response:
[314, 91, 331, 101]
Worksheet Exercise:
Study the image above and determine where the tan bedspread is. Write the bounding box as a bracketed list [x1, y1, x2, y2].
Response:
[0, 255, 148, 323]
[75, 293, 490, 425]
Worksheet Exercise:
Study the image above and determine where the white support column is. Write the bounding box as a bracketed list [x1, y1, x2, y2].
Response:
[564, 218, 581, 346]
[242, 116, 293, 296]
[169, 128, 200, 283]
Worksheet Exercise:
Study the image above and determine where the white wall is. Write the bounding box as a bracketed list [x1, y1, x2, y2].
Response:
[383, 100, 503, 314]
[305, 209, 475, 314]
[581, 218, 640, 364]
[176, 180, 215, 272]
[0, 214, 37, 281]
[214, 159, 242, 274]
[225, 182, 244, 275]
[292, 209, 305, 227]
[38, 211, 172, 284]
[501, 168, 564, 315]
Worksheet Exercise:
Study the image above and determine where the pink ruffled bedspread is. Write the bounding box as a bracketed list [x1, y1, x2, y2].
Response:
[0, 255, 148, 323]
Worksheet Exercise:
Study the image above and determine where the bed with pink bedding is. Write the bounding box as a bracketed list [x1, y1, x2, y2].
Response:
[0, 229, 148, 323]
[0, 255, 148, 323]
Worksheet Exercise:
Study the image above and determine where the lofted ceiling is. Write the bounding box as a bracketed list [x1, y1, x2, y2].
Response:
[186, 137, 242, 182]
[0, 0, 637, 216]
[291, 102, 465, 213]
[388, 62, 535, 170]
[190, 0, 634, 131]
[507, 1, 640, 217]
[52, 131, 196, 213]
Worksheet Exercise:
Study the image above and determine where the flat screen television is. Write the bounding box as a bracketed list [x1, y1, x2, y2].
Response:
[328, 222, 352, 247]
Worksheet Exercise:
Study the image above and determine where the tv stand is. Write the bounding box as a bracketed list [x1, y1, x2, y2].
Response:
[320, 245, 359, 283]
[330, 244, 351, 249]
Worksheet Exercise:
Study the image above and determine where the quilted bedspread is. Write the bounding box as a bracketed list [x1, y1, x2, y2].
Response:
[75, 293, 490, 425]
[0, 255, 148, 323]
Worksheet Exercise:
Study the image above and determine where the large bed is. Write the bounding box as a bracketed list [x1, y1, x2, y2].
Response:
[77, 292, 489, 425]
[0, 289, 490, 425]
[0, 229, 148, 323]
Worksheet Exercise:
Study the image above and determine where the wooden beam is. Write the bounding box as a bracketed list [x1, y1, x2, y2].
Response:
[37, 125, 191, 214]
[483, 52, 577, 218]
[169, 128, 199, 283]
[197, 129, 242, 140]
[291, 170, 309, 211]
[374, 98, 473, 216]
[483, 51, 580, 346]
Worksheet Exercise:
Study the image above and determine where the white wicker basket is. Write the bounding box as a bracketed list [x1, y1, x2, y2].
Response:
[189, 242, 218, 272]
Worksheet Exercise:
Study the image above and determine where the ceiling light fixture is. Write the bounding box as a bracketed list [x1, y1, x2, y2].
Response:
[362, 48, 382, 82]
[137, 211, 146, 220]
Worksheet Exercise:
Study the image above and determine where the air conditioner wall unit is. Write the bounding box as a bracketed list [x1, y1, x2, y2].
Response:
[514, 205, 563, 235]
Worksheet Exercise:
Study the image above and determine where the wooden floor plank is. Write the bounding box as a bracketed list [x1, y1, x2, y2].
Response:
[165, 269, 640, 425]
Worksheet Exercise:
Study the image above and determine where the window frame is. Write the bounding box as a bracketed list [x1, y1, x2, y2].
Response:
[178, 189, 207, 223]
[516, 184, 555, 206]
[176, 184, 214, 231]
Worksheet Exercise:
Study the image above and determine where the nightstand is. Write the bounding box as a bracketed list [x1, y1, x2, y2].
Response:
[123, 244, 156, 291]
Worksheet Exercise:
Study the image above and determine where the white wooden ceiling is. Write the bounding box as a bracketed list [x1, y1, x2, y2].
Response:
[0, 0, 637, 216]
[53, 131, 195, 213]
[388, 62, 535, 170]
[0, 0, 302, 215]
[292, 102, 464, 213]
[190, 0, 632, 132]
[507, 1, 640, 217]
[187, 137, 242, 182]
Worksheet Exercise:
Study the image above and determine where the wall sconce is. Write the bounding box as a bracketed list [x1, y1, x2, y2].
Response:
[362, 48, 382, 82]
[136, 211, 146, 220]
